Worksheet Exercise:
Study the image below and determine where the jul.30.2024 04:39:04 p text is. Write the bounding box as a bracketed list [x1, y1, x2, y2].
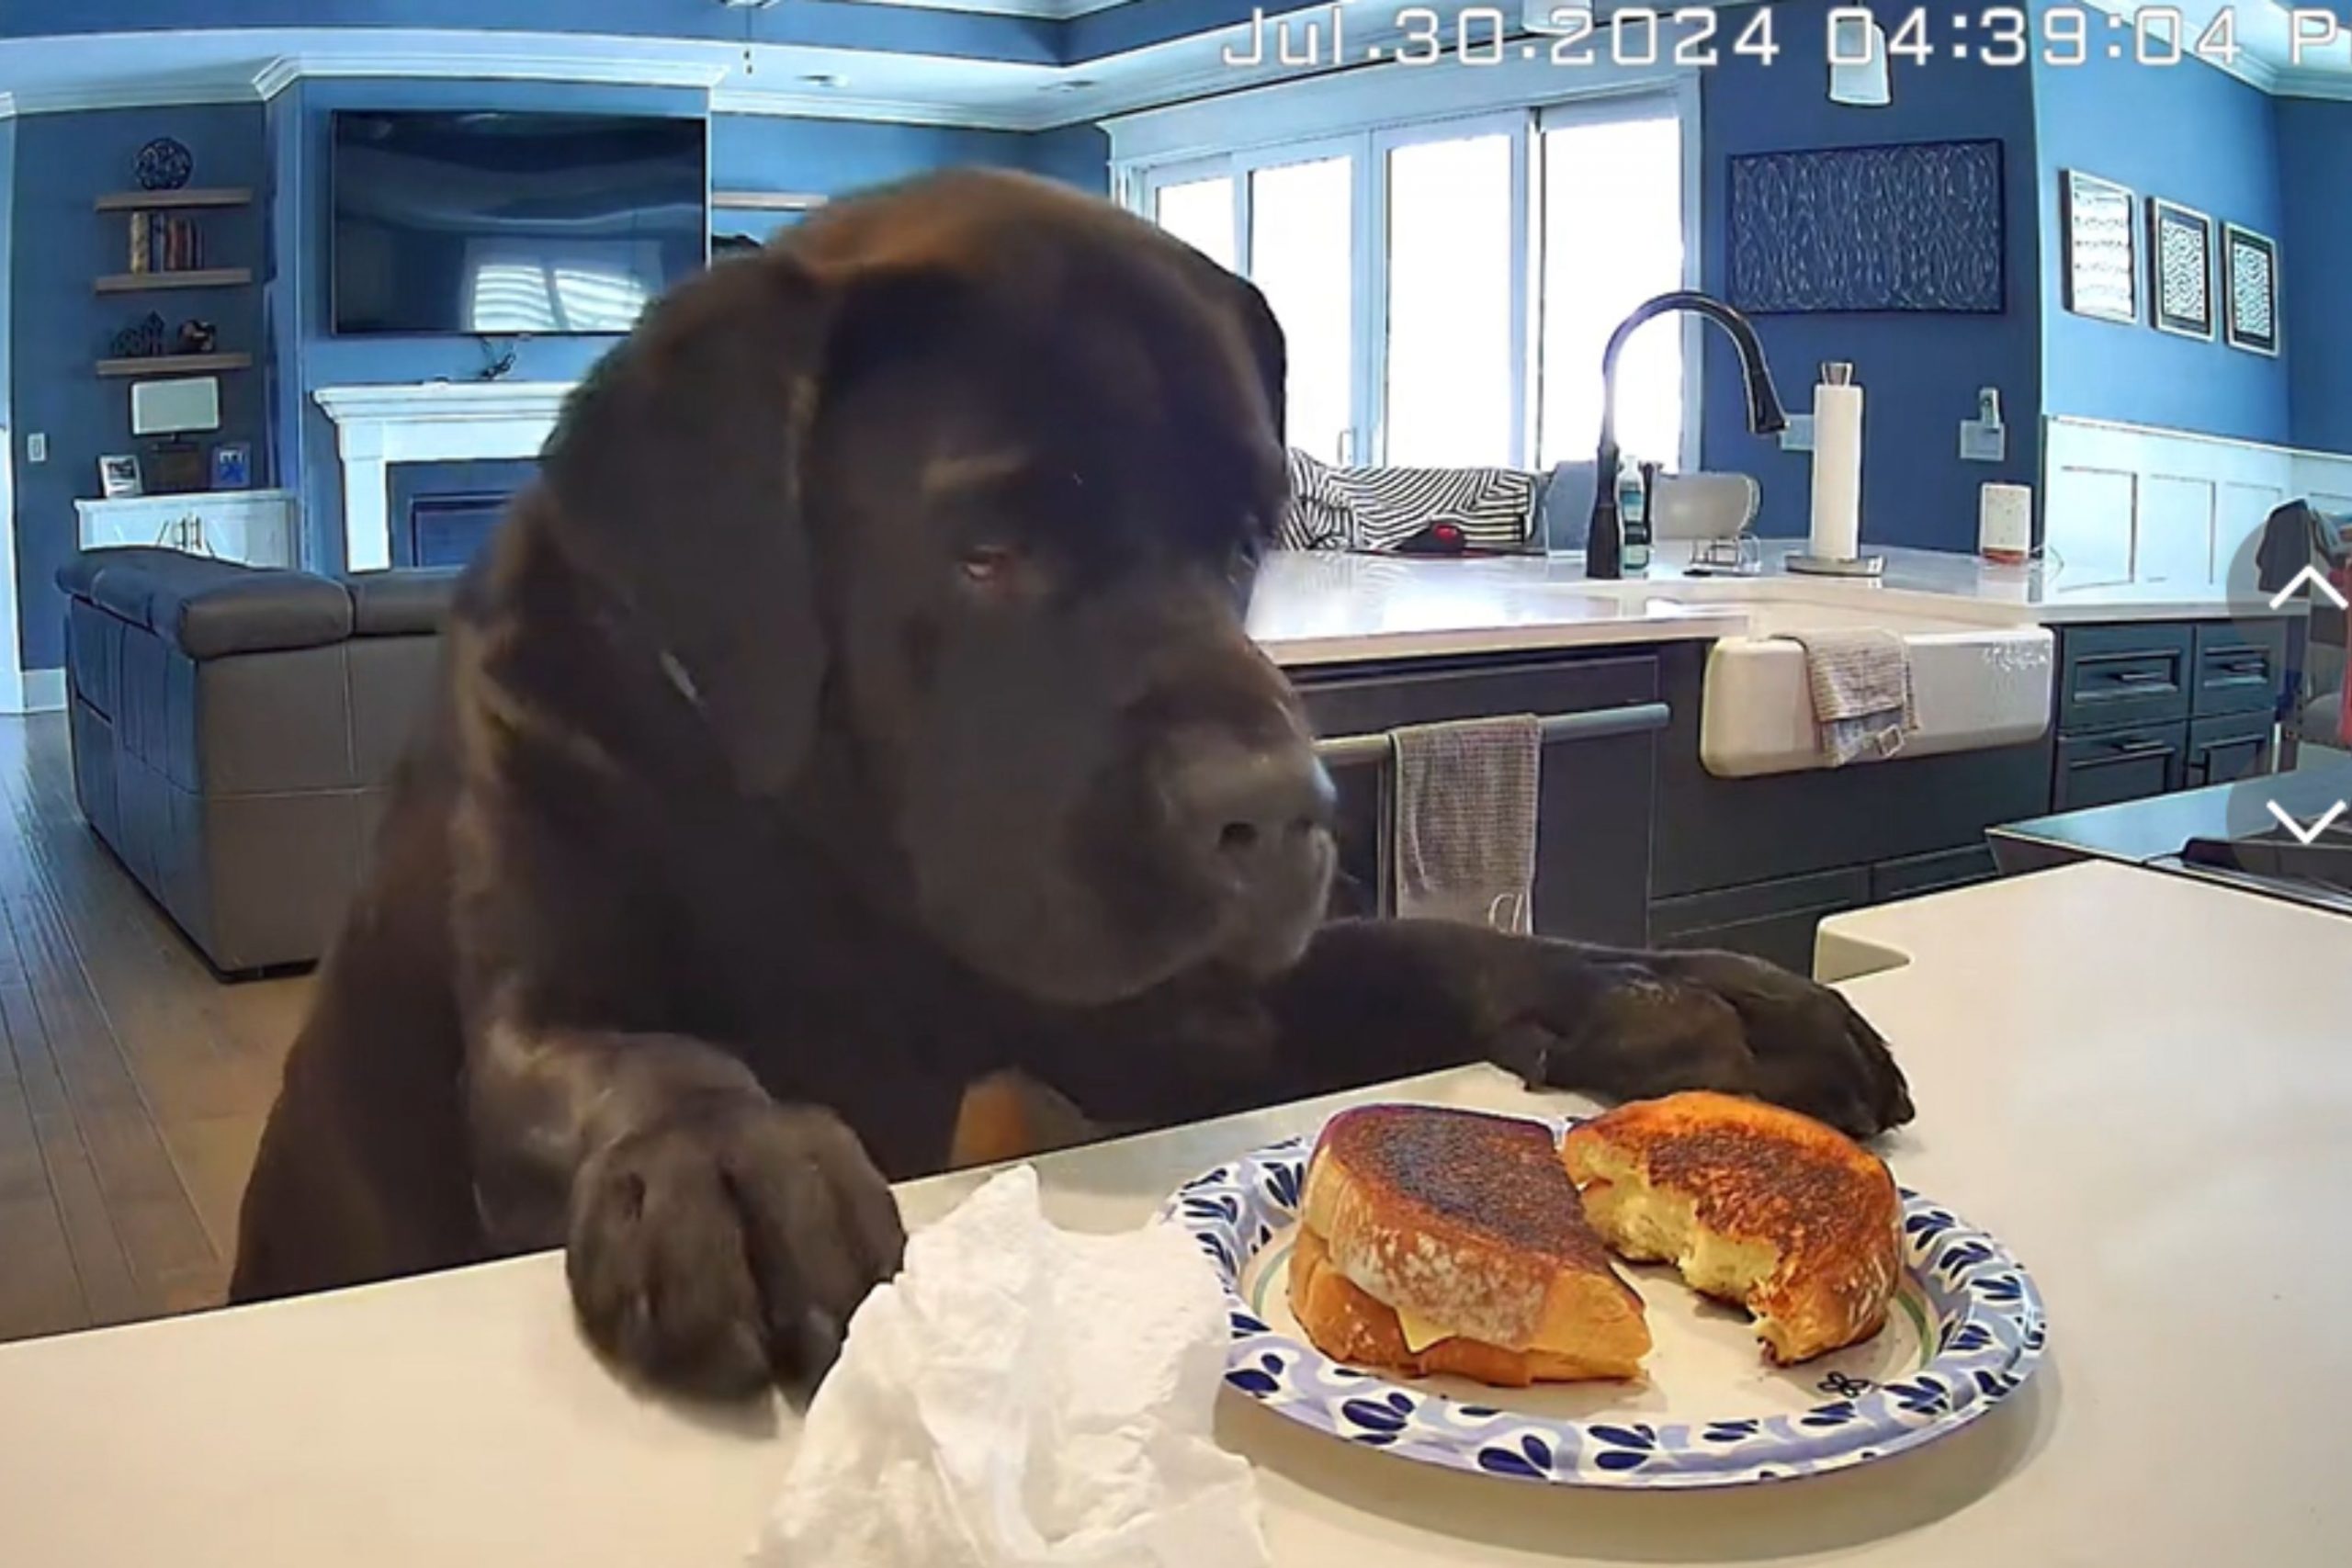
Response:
[1221, 6, 2352, 73]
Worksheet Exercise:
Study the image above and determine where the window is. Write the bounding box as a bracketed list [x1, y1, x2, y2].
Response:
[466, 241, 656, 333]
[1384, 130, 1515, 468]
[1536, 107, 1686, 469]
[1125, 85, 1694, 477]
[1248, 155, 1354, 464]
[1151, 175, 1236, 273]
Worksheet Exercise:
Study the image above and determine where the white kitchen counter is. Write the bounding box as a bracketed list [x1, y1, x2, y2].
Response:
[1250, 544, 2301, 668]
[4, 860, 2348, 1565]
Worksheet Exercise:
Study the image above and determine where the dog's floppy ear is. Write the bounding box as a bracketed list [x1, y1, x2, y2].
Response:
[1226, 275, 1289, 450]
[538, 253, 835, 795]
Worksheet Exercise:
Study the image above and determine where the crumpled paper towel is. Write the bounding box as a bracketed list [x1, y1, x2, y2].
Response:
[752, 1164, 1273, 1568]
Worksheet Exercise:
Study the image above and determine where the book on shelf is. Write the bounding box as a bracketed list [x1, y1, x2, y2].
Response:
[127, 214, 207, 274]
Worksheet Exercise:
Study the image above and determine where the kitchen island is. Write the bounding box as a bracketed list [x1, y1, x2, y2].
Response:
[1250, 545, 2306, 964]
[2, 859, 2346, 1566]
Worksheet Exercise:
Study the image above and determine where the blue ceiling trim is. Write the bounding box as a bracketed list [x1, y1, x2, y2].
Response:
[0, 1, 1062, 67]
[1064, 0, 1273, 63]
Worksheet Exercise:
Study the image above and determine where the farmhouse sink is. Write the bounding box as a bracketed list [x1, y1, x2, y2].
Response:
[1691, 598, 2054, 778]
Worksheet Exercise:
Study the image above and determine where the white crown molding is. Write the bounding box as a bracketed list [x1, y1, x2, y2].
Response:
[843, 0, 1129, 16]
[253, 50, 729, 102]
[707, 85, 1018, 130]
[2272, 64, 2352, 102]
[6, 75, 260, 116]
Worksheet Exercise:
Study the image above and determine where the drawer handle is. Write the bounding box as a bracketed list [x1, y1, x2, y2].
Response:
[2104, 739, 2173, 757]
[2107, 670, 2171, 686]
[2211, 657, 2268, 676]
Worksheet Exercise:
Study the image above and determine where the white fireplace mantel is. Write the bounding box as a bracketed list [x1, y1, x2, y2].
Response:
[313, 381, 575, 570]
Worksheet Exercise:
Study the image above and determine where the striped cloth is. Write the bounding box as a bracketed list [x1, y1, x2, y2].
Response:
[1276, 448, 1538, 554]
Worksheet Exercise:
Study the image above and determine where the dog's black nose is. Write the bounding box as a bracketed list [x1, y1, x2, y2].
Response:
[1172, 739, 1337, 883]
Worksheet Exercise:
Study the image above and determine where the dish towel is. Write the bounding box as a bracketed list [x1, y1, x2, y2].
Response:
[1390, 715, 1541, 934]
[1784, 628, 1919, 767]
[754, 1166, 1272, 1568]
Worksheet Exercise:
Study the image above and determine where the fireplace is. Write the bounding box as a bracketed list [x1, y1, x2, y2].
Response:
[313, 381, 573, 571]
[387, 459, 537, 568]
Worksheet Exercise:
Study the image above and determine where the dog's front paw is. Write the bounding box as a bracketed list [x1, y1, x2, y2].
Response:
[1645, 949, 1915, 1139]
[565, 1100, 905, 1399]
[1500, 947, 1914, 1142]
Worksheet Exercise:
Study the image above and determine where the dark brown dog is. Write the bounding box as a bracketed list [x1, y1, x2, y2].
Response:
[231, 169, 1911, 1398]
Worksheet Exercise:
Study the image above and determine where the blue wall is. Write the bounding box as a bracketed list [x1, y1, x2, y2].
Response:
[710, 114, 1037, 199]
[2034, 39, 2289, 444]
[1021, 122, 1111, 196]
[10, 104, 268, 667]
[2278, 97, 2352, 454]
[1701, 0, 2042, 551]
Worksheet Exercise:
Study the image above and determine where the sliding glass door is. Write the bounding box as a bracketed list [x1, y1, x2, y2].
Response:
[1378, 119, 1521, 468]
[1247, 152, 1356, 465]
[1136, 88, 1690, 478]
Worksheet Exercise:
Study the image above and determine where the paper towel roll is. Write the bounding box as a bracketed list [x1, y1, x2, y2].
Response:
[1979, 482, 2032, 563]
[1809, 382, 1864, 562]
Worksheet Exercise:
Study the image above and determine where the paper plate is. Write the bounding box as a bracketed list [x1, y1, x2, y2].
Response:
[1160, 1121, 2046, 1489]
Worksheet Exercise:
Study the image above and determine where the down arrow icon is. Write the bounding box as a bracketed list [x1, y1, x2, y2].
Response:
[2267, 799, 2349, 846]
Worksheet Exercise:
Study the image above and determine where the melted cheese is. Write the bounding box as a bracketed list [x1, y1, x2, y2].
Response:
[1394, 1306, 1453, 1354]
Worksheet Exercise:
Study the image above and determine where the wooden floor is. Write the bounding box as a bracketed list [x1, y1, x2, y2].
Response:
[0, 715, 311, 1345]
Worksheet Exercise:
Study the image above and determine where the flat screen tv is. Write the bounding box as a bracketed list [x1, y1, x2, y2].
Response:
[331, 110, 707, 336]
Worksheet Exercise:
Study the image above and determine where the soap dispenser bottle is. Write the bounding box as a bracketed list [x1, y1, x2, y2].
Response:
[1616, 460, 1653, 573]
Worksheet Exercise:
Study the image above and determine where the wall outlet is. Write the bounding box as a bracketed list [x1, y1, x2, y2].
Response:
[1778, 412, 1815, 453]
[1959, 419, 2007, 463]
[26, 433, 47, 464]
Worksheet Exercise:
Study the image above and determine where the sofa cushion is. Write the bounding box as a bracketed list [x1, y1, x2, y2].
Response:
[347, 568, 462, 636]
[161, 571, 354, 659]
[56, 546, 198, 603]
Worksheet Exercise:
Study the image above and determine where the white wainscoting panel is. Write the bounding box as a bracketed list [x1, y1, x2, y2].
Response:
[2042, 416, 2352, 596]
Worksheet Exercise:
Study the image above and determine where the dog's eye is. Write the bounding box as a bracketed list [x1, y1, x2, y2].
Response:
[959, 544, 1022, 585]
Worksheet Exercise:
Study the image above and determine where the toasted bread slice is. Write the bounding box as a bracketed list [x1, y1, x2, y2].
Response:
[1291, 1105, 1650, 1384]
[1561, 1091, 1902, 1365]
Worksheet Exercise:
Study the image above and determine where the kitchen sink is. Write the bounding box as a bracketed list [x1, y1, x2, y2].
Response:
[1689, 596, 2055, 778]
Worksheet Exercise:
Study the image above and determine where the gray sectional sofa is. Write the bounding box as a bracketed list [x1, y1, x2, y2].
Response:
[57, 548, 456, 975]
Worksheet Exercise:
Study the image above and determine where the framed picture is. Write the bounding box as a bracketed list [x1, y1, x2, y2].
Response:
[210, 441, 252, 491]
[2062, 170, 2139, 325]
[2222, 222, 2279, 356]
[97, 454, 143, 500]
[2147, 198, 2214, 340]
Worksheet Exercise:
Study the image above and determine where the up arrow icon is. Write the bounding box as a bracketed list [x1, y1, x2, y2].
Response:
[2268, 565, 2350, 612]
[2267, 799, 2348, 846]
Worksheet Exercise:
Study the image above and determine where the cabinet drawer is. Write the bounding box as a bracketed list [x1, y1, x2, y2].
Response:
[2053, 724, 2188, 811]
[2058, 624, 2192, 733]
[1869, 843, 1998, 902]
[2190, 621, 2287, 717]
[1651, 868, 1871, 976]
[2185, 710, 2276, 788]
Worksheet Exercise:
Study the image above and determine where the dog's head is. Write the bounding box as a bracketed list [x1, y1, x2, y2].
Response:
[538, 169, 1335, 1007]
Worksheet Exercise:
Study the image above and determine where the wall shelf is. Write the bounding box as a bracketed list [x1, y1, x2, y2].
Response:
[94, 268, 254, 294]
[95, 352, 254, 378]
[712, 189, 826, 212]
[95, 187, 254, 212]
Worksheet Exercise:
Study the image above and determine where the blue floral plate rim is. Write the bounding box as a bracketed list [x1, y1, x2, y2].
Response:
[1160, 1119, 2048, 1490]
